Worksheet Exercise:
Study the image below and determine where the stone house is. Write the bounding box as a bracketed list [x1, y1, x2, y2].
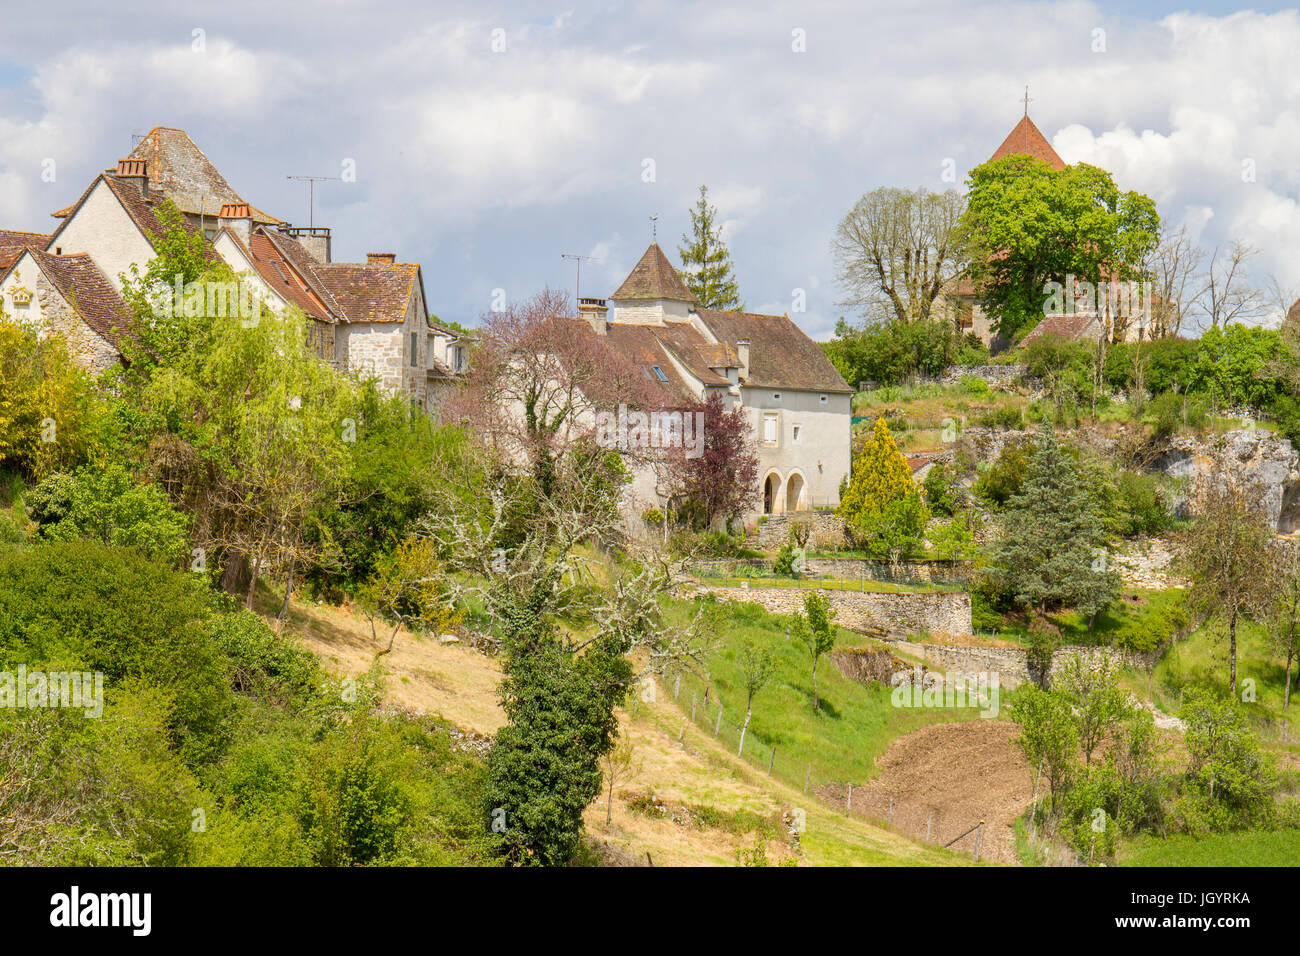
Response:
[0, 126, 453, 407]
[573, 242, 852, 524]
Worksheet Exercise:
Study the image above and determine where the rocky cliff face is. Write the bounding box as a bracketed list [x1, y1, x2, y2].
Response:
[947, 425, 1300, 532]
[1153, 429, 1300, 531]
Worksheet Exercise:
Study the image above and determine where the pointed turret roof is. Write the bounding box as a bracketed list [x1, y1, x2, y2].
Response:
[989, 114, 1065, 170]
[611, 243, 697, 303]
[126, 127, 281, 224]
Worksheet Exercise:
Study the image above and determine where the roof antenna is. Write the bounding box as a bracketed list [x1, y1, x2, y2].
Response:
[130, 129, 147, 148]
[286, 174, 341, 228]
[1023, 85, 1032, 117]
[561, 253, 597, 307]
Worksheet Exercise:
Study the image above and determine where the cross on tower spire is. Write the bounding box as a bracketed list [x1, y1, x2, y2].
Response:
[1023, 85, 1032, 117]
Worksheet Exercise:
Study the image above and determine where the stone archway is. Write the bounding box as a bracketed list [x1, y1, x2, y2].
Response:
[764, 472, 781, 515]
[786, 472, 806, 512]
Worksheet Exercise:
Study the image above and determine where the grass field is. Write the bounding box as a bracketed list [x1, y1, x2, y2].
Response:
[1118, 829, 1300, 866]
[660, 596, 979, 788]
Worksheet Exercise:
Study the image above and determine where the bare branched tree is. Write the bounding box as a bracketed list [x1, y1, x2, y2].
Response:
[1194, 240, 1265, 331]
[832, 187, 968, 326]
[1147, 223, 1204, 338]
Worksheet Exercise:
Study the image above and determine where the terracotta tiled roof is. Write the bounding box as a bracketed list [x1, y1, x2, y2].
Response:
[611, 243, 697, 303]
[566, 318, 704, 401]
[1018, 311, 1101, 347]
[127, 127, 281, 225]
[313, 261, 420, 324]
[989, 115, 1066, 170]
[0, 229, 53, 251]
[694, 342, 741, 368]
[26, 250, 128, 345]
[693, 308, 852, 393]
[219, 228, 334, 323]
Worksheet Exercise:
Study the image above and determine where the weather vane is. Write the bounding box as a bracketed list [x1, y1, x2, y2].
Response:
[1023, 85, 1032, 117]
[650, 215, 658, 241]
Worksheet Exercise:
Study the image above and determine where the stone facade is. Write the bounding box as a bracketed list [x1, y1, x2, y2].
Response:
[704, 583, 972, 637]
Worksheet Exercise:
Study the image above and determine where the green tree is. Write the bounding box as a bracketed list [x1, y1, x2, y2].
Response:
[839, 418, 914, 525]
[988, 430, 1118, 619]
[1180, 688, 1277, 829]
[1010, 682, 1079, 805]
[1265, 543, 1300, 711]
[791, 591, 837, 711]
[962, 156, 1160, 341]
[1054, 653, 1130, 767]
[678, 185, 743, 310]
[26, 464, 190, 564]
[1181, 480, 1275, 698]
[736, 641, 776, 756]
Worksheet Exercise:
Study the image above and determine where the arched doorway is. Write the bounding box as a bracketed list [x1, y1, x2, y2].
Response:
[763, 472, 781, 514]
[786, 472, 805, 512]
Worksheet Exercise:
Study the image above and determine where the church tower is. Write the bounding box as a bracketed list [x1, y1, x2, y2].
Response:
[608, 242, 697, 325]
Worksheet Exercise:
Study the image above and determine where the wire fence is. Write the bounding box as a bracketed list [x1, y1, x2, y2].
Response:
[629, 663, 1029, 864]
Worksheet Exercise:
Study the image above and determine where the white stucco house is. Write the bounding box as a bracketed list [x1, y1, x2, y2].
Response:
[573, 243, 853, 523]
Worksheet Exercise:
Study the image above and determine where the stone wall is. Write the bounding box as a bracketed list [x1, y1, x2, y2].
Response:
[883, 638, 1146, 690]
[705, 584, 971, 637]
[941, 364, 1027, 387]
[755, 512, 846, 550]
[804, 557, 975, 585]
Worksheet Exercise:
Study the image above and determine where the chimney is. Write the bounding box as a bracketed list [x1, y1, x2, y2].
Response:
[277, 225, 331, 264]
[367, 252, 396, 266]
[735, 339, 750, 380]
[578, 296, 609, 335]
[114, 158, 149, 197]
[218, 202, 253, 247]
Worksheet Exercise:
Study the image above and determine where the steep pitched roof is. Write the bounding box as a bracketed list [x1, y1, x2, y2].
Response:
[989, 115, 1066, 170]
[218, 227, 334, 323]
[1017, 312, 1101, 347]
[566, 319, 703, 401]
[313, 261, 420, 324]
[46, 174, 219, 263]
[25, 250, 129, 345]
[611, 243, 697, 303]
[693, 308, 852, 393]
[127, 127, 281, 224]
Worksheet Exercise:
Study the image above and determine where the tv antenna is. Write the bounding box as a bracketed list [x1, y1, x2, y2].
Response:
[286, 174, 341, 227]
[561, 252, 597, 305]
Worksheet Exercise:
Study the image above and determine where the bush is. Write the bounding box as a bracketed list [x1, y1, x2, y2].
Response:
[958, 375, 991, 396]
[974, 405, 1024, 429]
[1148, 391, 1208, 437]
[974, 440, 1030, 508]
[1114, 470, 1173, 537]
[208, 608, 321, 706]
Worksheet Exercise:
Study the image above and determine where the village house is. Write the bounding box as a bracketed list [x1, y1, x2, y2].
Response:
[0, 126, 457, 408]
[573, 243, 852, 524]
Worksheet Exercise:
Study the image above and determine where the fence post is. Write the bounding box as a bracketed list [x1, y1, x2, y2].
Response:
[714, 706, 722, 737]
[972, 820, 984, 862]
[846, 783, 853, 815]
[803, 763, 811, 795]
[631, 696, 637, 719]
[768, 747, 776, 775]
[678, 720, 685, 743]
[888, 797, 893, 824]
[673, 674, 680, 699]
[691, 692, 697, 722]
[926, 811, 933, 842]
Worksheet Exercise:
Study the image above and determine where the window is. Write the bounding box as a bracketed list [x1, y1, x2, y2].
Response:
[763, 413, 778, 445]
[772, 392, 782, 401]
[819, 395, 828, 403]
[792, 424, 801, 442]
[410, 332, 418, 366]
[651, 365, 669, 383]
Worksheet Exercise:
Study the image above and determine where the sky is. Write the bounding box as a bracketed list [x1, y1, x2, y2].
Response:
[0, 0, 1298, 338]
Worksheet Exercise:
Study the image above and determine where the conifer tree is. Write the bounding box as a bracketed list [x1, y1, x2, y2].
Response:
[678, 185, 743, 310]
[990, 430, 1118, 619]
[838, 418, 927, 560]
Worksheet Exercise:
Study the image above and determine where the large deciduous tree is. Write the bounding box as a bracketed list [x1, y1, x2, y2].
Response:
[678, 185, 743, 310]
[832, 187, 967, 326]
[961, 157, 1159, 341]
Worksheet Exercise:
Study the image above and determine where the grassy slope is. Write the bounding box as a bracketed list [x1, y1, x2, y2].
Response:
[1118, 830, 1300, 867]
[284, 598, 972, 866]
[661, 596, 980, 786]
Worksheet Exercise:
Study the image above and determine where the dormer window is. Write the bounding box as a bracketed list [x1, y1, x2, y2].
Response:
[651, 365, 669, 383]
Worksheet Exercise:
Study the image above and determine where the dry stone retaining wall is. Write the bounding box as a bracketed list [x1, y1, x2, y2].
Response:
[705, 584, 971, 637]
